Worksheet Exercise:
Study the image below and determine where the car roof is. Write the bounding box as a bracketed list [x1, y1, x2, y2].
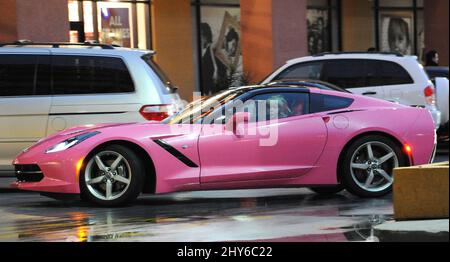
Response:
[228, 83, 341, 95]
[425, 66, 449, 72]
[286, 52, 418, 65]
[0, 42, 154, 56]
[265, 79, 350, 93]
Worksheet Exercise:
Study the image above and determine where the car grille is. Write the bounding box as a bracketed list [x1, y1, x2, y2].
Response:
[15, 164, 44, 182]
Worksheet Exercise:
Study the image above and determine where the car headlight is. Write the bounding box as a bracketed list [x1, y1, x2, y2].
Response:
[45, 131, 100, 154]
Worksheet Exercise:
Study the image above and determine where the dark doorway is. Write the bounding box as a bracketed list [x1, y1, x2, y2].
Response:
[70, 21, 86, 43]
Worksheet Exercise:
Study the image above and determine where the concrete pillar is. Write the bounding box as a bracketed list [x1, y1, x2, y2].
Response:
[424, 0, 449, 66]
[151, 0, 195, 101]
[0, 0, 69, 42]
[241, 0, 307, 83]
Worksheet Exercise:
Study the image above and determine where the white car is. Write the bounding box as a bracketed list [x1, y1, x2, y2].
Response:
[262, 52, 443, 129]
[0, 42, 184, 174]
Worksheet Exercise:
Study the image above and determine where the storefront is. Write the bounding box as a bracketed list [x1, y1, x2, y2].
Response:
[68, 0, 151, 49]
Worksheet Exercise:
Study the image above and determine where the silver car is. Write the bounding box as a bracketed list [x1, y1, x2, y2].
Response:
[0, 42, 184, 175]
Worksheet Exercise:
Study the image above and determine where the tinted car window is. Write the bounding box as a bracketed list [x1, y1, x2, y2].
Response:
[366, 60, 413, 86]
[322, 60, 366, 88]
[0, 55, 50, 96]
[243, 92, 310, 122]
[426, 67, 449, 79]
[275, 62, 324, 80]
[52, 56, 134, 95]
[141, 54, 177, 94]
[310, 93, 354, 113]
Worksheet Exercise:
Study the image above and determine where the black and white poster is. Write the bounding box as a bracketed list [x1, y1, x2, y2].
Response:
[307, 9, 329, 55]
[200, 7, 242, 95]
[380, 12, 414, 55]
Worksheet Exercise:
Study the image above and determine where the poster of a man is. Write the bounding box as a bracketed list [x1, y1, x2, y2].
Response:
[200, 7, 242, 95]
[380, 13, 413, 55]
[307, 9, 329, 55]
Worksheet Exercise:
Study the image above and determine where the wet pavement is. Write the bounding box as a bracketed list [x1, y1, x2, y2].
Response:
[0, 189, 393, 242]
[0, 151, 447, 242]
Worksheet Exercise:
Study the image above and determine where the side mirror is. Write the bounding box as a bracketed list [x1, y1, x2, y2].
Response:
[225, 112, 251, 134]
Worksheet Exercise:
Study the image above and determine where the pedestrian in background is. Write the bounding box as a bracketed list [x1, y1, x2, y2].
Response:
[425, 50, 439, 66]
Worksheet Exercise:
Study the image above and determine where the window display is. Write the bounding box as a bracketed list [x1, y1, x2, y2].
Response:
[68, 0, 150, 49]
[198, 2, 242, 95]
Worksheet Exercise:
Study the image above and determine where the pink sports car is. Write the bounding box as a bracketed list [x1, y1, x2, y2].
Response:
[12, 84, 436, 206]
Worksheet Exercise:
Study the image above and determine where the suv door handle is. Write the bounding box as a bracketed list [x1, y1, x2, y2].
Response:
[362, 91, 377, 95]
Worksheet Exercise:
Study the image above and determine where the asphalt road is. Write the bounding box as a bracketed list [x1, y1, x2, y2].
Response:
[0, 150, 447, 242]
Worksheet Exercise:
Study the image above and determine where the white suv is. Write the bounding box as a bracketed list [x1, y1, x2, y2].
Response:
[262, 52, 443, 129]
[0, 42, 184, 174]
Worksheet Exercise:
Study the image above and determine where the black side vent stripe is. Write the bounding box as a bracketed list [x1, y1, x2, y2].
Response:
[153, 140, 199, 168]
[327, 109, 365, 115]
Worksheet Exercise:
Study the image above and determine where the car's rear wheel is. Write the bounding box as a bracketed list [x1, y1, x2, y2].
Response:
[340, 135, 407, 198]
[309, 185, 344, 195]
[80, 145, 144, 206]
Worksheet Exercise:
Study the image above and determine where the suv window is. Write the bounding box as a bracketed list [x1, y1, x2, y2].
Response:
[141, 54, 177, 94]
[52, 55, 134, 95]
[0, 55, 51, 96]
[275, 61, 323, 81]
[321, 60, 366, 88]
[366, 60, 413, 86]
[310, 93, 354, 113]
[276, 59, 414, 89]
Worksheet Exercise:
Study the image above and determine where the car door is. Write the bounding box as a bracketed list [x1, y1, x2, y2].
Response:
[364, 59, 415, 104]
[47, 54, 140, 135]
[198, 90, 328, 184]
[0, 52, 51, 172]
[320, 59, 386, 100]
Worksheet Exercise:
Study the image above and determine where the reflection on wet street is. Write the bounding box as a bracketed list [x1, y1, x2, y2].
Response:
[1, 150, 447, 242]
[0, 188, 393, 242]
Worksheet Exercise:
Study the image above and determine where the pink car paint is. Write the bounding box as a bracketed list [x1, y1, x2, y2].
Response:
[11, 89, 436, 195]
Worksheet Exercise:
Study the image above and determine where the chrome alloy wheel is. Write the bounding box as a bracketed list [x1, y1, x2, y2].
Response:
[350, 141, 399, 193]
[84, 151, 132, 201]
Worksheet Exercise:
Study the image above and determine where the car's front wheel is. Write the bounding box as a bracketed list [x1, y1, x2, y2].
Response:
[340, 135, 407, 198]
[80, 145, 145, 206]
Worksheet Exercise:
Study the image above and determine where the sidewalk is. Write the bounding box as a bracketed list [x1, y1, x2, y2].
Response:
[374, 219, 449, 242]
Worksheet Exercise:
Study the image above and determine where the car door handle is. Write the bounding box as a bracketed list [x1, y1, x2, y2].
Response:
[362, 91, 377, 95]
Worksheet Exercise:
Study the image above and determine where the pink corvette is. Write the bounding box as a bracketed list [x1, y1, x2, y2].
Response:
[12, 84, 436, 206]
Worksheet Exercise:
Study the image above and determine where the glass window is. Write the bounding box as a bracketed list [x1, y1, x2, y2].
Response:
[141, 54, 177, 94]
[379, 0, 413, 7]
[321, 60, 367, 88]
[52, 56, 134, 95]
[307, 0, 340, 55]
[366, 60, 413, 86]
[0, 55, 50, 96]
[275, 61, 324, 81]
[310, 94, 354, 113]
[244, 92, 310, 122]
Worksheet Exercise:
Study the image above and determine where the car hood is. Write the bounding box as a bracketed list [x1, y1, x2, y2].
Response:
[25, 121, 179, 153]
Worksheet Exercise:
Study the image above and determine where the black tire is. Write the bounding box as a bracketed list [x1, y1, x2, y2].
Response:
[340, 135, 407, 198]
[309, 185, 344, 195]
[80, 144, 145, 207]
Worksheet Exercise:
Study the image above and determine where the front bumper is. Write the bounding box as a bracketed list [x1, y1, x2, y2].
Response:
[10, 150, 86, 194]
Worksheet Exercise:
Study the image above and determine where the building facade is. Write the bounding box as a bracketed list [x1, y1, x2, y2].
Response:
[0, 0, 448, 101]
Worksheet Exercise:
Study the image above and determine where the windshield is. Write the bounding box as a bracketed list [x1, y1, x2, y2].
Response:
[162, 88, 247, 124]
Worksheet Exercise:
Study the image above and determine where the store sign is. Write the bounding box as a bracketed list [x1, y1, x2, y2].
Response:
[100, 8, 131, 47]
